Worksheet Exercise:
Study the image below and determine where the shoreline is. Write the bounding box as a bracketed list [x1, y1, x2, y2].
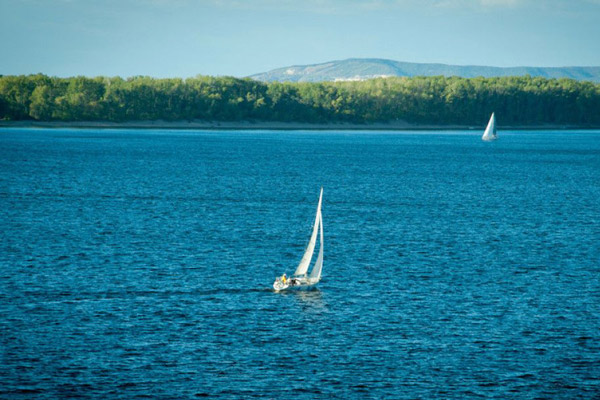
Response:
[1, 120, 598, 131]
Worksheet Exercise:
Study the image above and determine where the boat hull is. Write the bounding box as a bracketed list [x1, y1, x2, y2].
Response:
[273, 280, 289, 291]
[273, 282, 318, 292]
[273, 277, 318, 292]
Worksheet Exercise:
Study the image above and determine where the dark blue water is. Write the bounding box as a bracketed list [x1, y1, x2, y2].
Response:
[1, 128, 599, 399]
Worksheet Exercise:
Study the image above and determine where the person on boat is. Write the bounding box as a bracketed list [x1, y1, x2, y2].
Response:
[282, 273, 287, 284]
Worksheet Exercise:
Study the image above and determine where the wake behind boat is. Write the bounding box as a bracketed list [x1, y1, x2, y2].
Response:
[482, 112, 498, 141]
[273, 188, 324, 292]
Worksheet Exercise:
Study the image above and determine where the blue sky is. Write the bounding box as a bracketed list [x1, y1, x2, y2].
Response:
[1, 0, 599, 78]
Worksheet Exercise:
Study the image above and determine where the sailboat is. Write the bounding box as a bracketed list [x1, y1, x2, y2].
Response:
[273, 188, 324, 292]
[482, 112, 498, 141]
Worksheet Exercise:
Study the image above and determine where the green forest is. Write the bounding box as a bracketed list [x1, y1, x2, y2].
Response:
[1, 74, 599, 126]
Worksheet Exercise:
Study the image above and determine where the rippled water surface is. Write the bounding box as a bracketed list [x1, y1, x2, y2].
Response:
[1, 128, 599, 399]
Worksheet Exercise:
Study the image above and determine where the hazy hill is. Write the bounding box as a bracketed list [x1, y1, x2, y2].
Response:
[249, 58, 600, 83]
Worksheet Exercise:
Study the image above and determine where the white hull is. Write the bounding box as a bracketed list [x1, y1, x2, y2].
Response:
[273, 277, 318, 292]
[273, 282, 319, 292]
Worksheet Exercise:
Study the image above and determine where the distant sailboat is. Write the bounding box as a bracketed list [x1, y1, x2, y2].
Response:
[273, 188, 324, 291]
[482, 112, 498, 141]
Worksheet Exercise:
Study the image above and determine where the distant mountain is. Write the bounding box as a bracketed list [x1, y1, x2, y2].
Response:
[249, 58, 600, 83]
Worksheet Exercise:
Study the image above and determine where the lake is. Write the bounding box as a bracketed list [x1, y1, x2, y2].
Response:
[1, 128, 599, 399]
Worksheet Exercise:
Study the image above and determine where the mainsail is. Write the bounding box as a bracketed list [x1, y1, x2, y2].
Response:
[308, 210, 324, 284]
[482, 112, 497, 141]
[294, 188, 323, 277]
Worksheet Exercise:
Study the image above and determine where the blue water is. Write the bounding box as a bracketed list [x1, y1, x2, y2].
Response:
[1, 128, 599, 399]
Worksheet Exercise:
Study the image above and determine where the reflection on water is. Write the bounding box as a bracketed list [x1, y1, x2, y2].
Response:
[277, 288, 328, 313]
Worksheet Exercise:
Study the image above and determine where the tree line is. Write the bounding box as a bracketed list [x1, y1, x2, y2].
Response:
[1, 74, 599, 126]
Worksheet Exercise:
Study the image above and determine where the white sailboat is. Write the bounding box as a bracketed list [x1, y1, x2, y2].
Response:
[273, 188, 324, 291]
[482, 112, 498, 141]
